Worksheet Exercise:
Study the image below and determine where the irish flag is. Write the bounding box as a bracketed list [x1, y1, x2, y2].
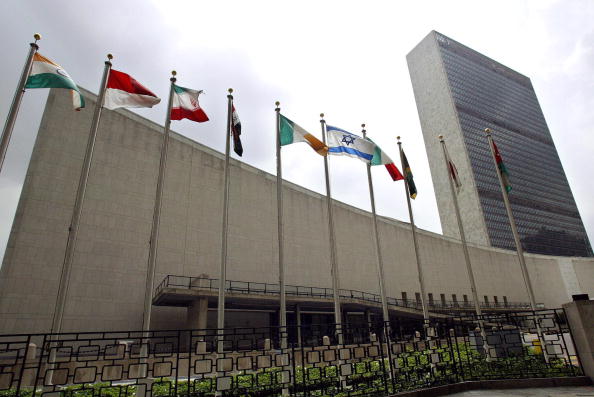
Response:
[280, 114, 327, 155]
[368, 138, 404, 182]
[104, 69, 160, 110]
[170, 84, 209, 122]
[25, 53, 84, 110]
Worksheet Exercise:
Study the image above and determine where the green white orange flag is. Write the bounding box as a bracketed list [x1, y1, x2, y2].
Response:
[25, 53, 85, 110]
[279, 114, 327, 155]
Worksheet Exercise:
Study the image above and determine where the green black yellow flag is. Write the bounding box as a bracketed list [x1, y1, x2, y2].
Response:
[401, 150, 417, 199]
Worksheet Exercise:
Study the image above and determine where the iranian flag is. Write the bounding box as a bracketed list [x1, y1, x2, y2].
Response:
[280, 114, 327, 155]
[25, 53, 85, 110]
[368, 138, 404, 182]
[104, 69, 160, 110]
[170, 84, 209, 122]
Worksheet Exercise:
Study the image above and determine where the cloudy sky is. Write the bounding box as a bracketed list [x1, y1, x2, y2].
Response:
[1, 0, 593, 261]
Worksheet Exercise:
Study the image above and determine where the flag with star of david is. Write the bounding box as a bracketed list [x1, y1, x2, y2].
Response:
[326, 125, 375, 163]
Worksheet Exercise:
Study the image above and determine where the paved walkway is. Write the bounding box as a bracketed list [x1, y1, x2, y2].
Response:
[448, 386, 594, 396]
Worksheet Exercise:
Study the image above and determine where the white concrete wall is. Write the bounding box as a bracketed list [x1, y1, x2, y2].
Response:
[406, 31, 490, 246]
[0, 88, 592, 335]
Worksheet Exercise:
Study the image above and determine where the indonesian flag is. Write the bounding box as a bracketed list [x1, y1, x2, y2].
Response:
[171, 84, 209, 122]
[104, 69, 161, 110]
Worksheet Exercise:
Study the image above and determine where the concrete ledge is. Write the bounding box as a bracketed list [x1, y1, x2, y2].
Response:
[390, 377, 592, 397]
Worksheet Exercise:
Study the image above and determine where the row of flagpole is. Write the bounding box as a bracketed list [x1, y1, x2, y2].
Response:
[0, 36, 542, 344]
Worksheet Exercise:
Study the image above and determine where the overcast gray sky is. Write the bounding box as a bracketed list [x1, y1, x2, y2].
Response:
[1, 0, 593, 261]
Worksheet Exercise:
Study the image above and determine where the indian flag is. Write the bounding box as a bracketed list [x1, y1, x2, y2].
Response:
[25, 53, 85, 110]
[280, 114, 327, 155]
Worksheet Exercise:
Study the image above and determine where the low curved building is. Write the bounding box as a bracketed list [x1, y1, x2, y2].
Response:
[0, 88, 592, 335]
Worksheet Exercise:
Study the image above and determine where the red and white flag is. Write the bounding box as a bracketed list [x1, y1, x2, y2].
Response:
[444, 144, 462, 193]
[170, 84, 209, 122]
[104, 69, 161, 110]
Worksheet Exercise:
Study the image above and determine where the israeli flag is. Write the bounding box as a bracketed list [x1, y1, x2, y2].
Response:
[326, 125, 375, 163]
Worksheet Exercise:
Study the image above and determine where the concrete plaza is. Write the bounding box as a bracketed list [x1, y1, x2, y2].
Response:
[448, 385, 594, 396]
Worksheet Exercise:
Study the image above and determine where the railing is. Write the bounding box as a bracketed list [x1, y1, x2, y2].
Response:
[0, 310, 582, 396]
[155, 274, 537, 312]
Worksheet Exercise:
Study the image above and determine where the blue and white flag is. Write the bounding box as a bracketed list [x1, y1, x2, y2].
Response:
[326, 125, 375, 163]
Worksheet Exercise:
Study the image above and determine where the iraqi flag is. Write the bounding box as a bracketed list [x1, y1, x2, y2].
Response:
[171, 84, 209, 122]
[231, 105, 243, 156]
[104, 69, 161, 110]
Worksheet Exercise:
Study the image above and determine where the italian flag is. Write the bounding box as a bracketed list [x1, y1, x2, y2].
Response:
[25, 53, 85, 110]
[170, 84, 209, 122]
[104, 69, 160, 110]
[279, 114, 327, 155]
[368, 138, 404, 182]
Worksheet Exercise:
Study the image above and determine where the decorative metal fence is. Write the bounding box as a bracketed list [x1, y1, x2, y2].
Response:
[0, 309, 581, 397]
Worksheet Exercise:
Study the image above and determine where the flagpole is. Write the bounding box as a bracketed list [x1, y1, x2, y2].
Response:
[439, 135, 493, 359]
[0, 33, 41, 174]
[438, 136, 483, 318]
[216, 89, 234, 350]
[275, 102, 287, 349]
[51, 54, 113, 334]
[141, 71, 177, 333]
[320, 114, 343, 342]
[484, 128, 537, 310]
[396, 137, 429, 323]
[361, 124, 390, 325]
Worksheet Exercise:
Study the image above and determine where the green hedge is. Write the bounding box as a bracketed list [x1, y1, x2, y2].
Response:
[0, 343, 580, 397]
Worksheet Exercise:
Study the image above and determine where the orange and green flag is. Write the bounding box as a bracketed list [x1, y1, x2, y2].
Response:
[25, 53, 84, 110]
[279, 114, 327, 155]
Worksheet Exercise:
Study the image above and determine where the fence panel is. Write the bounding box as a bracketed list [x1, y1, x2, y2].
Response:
[0, 309, 582, 397]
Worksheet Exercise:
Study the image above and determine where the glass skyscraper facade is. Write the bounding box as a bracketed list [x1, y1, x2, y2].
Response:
[436, 33, 591, 256]
[411, 32, 592, 257]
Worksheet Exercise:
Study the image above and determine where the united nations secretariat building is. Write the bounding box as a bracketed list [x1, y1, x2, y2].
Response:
[0, 83, 592, 336]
